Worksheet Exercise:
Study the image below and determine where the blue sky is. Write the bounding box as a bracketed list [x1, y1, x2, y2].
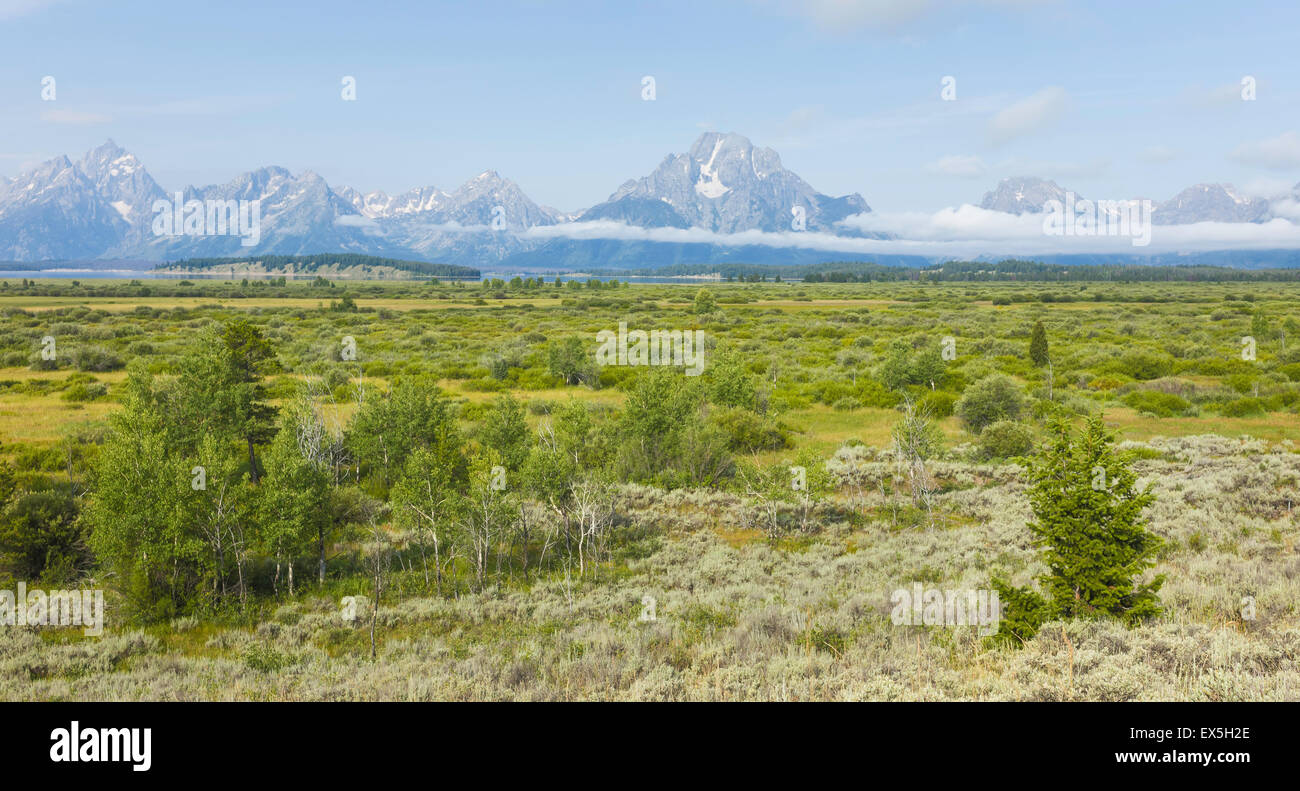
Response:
[3, 0, 1299, 213]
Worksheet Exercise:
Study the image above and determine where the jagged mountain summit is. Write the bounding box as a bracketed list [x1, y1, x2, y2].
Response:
[979, 177, 1075, 214]
[1153, 183, 1272, 225]
[580, 132, 870, 233]
[0, 153, 131, 261]
[338, 171, 559, 229]
[335, 185, 451, 219]
[77, 140, 167, 228]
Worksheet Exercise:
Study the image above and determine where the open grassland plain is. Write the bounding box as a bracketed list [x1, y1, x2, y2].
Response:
[0, 277, 1297, 700]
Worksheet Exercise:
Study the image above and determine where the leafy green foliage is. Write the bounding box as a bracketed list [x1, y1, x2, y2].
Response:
[347, 379, 462, 492]
[547, 336, 595, 386]
[0, 483, 87, 584]
[975, 420, 1034, 461]
[693, 288, 717, 314]
[956, 374, 1026, 431]
[1122, 390, 1193, 417]
[878, 340, 946, 391]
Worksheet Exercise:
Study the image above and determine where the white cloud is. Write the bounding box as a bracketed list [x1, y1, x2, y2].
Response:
[764, 94, 1002, 152]
[333, 215, 385, 235]
[512, 210, 1300, 258]
[1230, 131, 1300, 170]
[984, 156, 1105, 181]
[782, 105, 827, 131]
[0, 0, 63, 21]
[842, 204, 1045, 241]
[1238, 177, 1295, 199]
[1204, 82, 1246, 106]
[764, 0, 1053, 30]
[987, 86, 1066, 145]
[130, 95, 282, 117]
[1270, 197, 1300, 222]
[40, 108, 111, 124]
[1180, 79, 1258, 110]
[838, 205, 1300, 254]
[924, 155, 987, 178]
[1140, 145, 1178, 163]
[780, 0, 939, 29]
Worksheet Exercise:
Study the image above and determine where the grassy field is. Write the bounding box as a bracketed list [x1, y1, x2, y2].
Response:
[0, 295, 567, 313]
[1, 276, 1298, 700]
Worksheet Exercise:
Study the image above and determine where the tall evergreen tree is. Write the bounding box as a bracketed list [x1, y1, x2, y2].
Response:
[992, 415, 1164, 645]
[219, 320, 279, 482]
[1029, 320, 1049, 367]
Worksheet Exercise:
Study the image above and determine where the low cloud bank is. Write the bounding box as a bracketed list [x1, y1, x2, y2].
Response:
[515, 207, 1300, 257]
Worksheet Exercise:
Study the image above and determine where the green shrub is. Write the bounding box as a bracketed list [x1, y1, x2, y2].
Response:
[694, 289, 717, 314]
[1121, 390, 1192, 418]
[323, 366, 351, 391]
[1219, 397, 1266, 417]
[955, 374, 1026, 432]
[13, 446, 63, 472]
[918, 390, 956, 418]
[1222, 373, 1256, 394]
[976, 420, 1035, 460]
[28, 351, 59, 371]
[242, 643, 292, 673]
[1106, 351, 1173, 381]
[72, 345, 124, 372]
[526, 399, 557, 416]
[61, 381, 108, 402]
[1278, 362, 1300, 382]
[0, 485, 88, 583]
[709, 407, 792, 453]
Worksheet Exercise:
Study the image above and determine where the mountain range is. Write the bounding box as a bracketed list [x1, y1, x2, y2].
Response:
[979, 176, 1279, 225]
[2, 135, 1298, 269]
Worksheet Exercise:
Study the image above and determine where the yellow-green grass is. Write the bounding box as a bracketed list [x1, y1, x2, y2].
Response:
[0, 366, 129, 384]
[438, 381, 625, 407]
[4, 366, 1298, 458]
[730, 298, 898, 309]
[0, 392, 115, 446]
[0, 295, 564, 313]
[1104, 406, 1300, 443]
[765, 406, 956, 457]
[0, 367, 126, 448]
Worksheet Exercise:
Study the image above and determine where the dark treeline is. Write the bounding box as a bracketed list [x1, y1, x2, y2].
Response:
[915, 260, 1300, 282]
[809, 260, 1300, 283]
[163, 254, 479, 279]
[618, 258, 1300, 283]
[0, 275, 482, 300]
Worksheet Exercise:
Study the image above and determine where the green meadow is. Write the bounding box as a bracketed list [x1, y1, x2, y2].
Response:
[0, 275, 1297, 700]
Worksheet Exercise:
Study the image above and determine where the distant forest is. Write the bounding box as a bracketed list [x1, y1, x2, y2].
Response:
[161, 254, 480, 279]
[623, 259, 1300, 283]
